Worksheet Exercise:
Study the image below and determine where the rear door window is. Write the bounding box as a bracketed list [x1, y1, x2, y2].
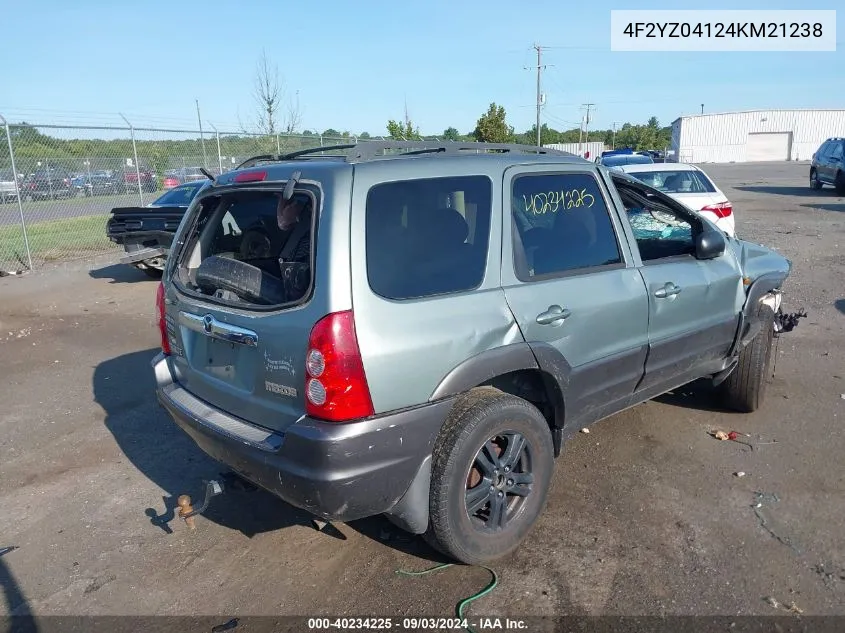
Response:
[511, 172, 622, 279]
[365, 175, 492, 300]
[175, 187, 317, 308]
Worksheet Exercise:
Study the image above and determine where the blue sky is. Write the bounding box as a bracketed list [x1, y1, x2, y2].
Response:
[0, 0, 841, 136]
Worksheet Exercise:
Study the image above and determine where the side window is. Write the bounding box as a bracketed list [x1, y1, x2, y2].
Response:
[365, 175, 492, 301]
[614, 180, 696, 262]
[817, 141, 831, 158]
[830, 142, 844, 161]
[511, 172, 622, 280]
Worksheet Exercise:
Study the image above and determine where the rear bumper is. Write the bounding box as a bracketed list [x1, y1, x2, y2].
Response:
[151, 353, 451, 527]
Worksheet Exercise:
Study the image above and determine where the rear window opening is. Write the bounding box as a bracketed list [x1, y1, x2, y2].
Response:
[627, 169, 716, 194]
[174, 187, 318, 309]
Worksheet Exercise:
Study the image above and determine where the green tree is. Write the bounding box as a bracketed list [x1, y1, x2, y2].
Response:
[322, 128, 340, 138]
[386, 119, 421, 140]
[473, 103, 511, 143]
[359, 131, 371, 139]
[443, 127, 461, 141]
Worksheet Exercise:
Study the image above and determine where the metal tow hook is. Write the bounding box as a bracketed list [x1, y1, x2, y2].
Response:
[178, 480, 224, 530]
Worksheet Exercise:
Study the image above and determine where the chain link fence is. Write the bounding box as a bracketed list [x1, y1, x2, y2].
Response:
[0, 119, 351, 273]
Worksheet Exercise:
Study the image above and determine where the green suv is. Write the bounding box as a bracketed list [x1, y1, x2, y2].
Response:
[153, 141, 793, 564]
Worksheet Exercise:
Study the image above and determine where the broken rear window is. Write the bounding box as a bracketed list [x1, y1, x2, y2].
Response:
[174, 187, 317, 308]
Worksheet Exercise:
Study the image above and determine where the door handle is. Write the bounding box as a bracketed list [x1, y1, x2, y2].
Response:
[536, 305, 571, 325]
[654, 282, 682, 299]
[179, 312, 259, 347]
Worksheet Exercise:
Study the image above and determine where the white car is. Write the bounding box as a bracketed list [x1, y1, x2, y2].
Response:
[616, 163, 735, 237]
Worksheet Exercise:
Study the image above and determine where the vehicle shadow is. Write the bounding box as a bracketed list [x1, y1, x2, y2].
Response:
[801, 202, 845, 213]
[88, 264, 153, 284]
[734, 185, 841, 197]
[93, 348, 442, 561]
[836, 299, 845, 315]
[653, 378, 735, 414]
[1, 555, 38, 632]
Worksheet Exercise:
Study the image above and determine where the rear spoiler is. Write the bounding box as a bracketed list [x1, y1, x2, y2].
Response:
[109, 205, 187, 216]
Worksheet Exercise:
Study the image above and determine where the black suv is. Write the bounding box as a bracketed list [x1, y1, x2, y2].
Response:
[26, 167, 75, 201]
[810, 137, 845, 193]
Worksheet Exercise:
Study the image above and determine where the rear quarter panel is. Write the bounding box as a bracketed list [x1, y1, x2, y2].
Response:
[349, 158, 520, 414]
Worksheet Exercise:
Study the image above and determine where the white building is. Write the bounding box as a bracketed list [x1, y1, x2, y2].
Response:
[671, 109, 845, 163]
[542, 141, 605, 160]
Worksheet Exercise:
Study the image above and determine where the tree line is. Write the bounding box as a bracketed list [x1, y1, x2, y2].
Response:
[386, 102, 674, 151]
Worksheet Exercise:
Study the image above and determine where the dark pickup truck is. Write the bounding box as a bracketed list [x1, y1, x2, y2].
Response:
[25, 167, 75, 200]
[106, 180, 209, 277]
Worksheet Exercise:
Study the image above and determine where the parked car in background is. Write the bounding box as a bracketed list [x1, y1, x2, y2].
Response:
[616, 162, 735, 237]
[162, 170, 181, 189]
[0, 170, 21, 204]
[637, 149, 666, 163]
[106, 179, 211, 277]
[810, 137, 845, 192]
[120, 163, 157, 193]
[72, 170, 121, 197]
[179, 167, 208, 183]
[24, 167, 75, 200]
[597, 151, 654, 169]
[151, 141, 796, 565]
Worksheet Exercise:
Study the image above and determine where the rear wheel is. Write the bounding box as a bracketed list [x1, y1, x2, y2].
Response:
[142, 267, 163, 279]
[718, 305, 775, 413]
[425, 387, 554, 565]
[810, 168, 822, 190]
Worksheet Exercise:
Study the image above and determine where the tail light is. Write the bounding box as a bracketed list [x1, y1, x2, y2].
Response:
[701, 201, 733, 218]
[305, 311, 374, 422]
[156, 282, 171, 355]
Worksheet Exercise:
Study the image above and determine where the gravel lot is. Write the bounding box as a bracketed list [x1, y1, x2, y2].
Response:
[1, 162, 844, 623]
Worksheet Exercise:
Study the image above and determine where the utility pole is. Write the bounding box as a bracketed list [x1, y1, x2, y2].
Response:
[611, 121, 619, 149]
[196, 99, 208, 169]
[701, 103, 704, 115]
[524, 44, 548, 147]
[581, 103, 595, 143]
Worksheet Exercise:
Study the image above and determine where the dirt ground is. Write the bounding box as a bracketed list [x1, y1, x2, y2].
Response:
[1, 161, 844, 621]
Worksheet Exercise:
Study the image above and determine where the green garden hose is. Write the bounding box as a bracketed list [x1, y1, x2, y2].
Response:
[396, 563, 499, 633]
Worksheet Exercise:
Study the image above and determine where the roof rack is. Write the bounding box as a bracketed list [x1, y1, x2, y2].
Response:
[234, 140, 574, 169]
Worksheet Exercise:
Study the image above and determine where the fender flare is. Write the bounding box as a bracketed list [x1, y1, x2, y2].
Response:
[428, 341, 570, 432]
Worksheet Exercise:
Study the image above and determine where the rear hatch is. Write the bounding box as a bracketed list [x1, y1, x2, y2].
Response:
[164, 174, 327, 434]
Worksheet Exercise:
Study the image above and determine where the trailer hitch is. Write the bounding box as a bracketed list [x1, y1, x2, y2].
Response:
[177, 479, 224, 530]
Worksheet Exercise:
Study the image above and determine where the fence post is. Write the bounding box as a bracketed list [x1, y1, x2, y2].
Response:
[119, 113, 144, 206]
[209, 122, 223, 174]
[0, 114, 33, 271]
[319, 135, 324, 147]
[276, 134, 281, 154]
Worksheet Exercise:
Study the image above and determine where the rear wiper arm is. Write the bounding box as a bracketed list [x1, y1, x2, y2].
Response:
[200, 168, 215, 181]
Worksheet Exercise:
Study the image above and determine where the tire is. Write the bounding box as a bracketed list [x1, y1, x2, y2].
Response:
[810, 168, 822, 190]
[142, 267, 163, 279]
[835, 171, 845, 194]
[718, 304, 775, 413]
[195, 255, 286, 305]
[424, 387, 554, 565]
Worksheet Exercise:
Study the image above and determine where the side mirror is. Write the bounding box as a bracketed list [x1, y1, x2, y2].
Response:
[695, 226, 726, 260]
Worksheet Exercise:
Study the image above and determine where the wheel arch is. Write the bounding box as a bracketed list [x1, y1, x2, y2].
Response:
[429, 342, 569, 456]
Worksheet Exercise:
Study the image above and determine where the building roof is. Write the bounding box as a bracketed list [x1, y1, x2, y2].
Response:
[672, 108, 845, 125]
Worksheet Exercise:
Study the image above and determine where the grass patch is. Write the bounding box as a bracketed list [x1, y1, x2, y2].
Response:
[0, 214, 117, 268]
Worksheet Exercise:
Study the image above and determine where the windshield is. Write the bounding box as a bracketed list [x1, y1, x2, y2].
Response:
[150, 181, 206, 206]
[627, 169, 716, 194]
[601, 154, 654, 167]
